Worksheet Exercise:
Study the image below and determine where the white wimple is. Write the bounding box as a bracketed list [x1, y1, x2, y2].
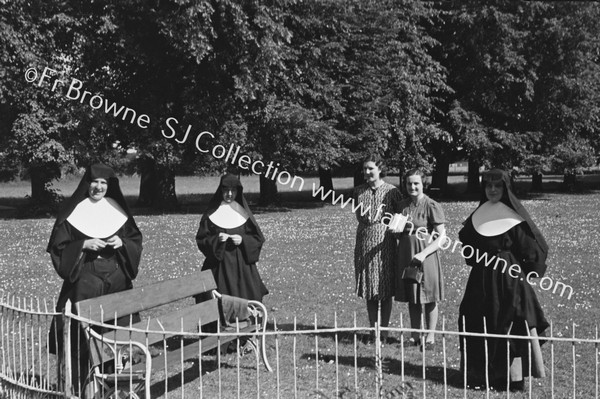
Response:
[473, 201, 524, 237]
[67, 197, 128, 238]
[209, 201, 249, 229]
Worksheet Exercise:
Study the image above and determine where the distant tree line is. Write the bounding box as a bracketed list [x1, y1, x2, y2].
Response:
[1, 0, 599, 211]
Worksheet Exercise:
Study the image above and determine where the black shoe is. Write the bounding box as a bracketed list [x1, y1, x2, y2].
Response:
[490, 378, 524, 392]
[403, 337, 421, 347]
[509, 380, 525, 392]
[361, 334, 375, 345]
[419, 342, 435, 352]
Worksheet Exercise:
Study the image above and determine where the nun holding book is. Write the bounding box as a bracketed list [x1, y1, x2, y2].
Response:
[47, 163, 143, 392]
[196, 174, 268, 302]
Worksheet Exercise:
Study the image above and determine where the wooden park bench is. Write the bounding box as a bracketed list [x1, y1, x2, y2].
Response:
[66, 269, 271, 399]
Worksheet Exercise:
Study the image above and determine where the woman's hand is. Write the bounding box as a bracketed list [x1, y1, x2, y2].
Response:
[105, 235, 123, 249]
[218, 232, 230, 242]
[412, 252, 427, 264]
[230, 234, 242, 246]
[83, 238, 107, 252]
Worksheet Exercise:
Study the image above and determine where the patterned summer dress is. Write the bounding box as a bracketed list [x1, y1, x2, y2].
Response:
[353, 182, 402, 300]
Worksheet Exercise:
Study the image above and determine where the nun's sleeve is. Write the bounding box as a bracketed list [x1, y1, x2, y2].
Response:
[513, 222, 548, 277]
[239, 220, 264, 264]
[48, 222, 86, 283]
[115, 219, 143, 280]
[196, 218, 225, 262]
[458, 220, 478, 268]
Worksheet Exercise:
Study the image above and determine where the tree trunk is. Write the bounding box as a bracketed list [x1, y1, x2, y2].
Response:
[467, 157, 480, 193]
[30, 166, 49, 203]
[137, 157, 156, 207]
[136, 157, 178, 210]
[431, 156, 450, 191]
[259, 174, 278, 206]
[563, 172, 578, 192]
[318, 167, 334, 193]
[531, 172, 543, 192]
[153, 165, 178, 210]
[26, 165, 61, 216]
[353, 165, 363, 187]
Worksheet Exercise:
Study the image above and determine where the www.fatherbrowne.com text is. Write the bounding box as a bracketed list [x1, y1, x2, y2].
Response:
[25, 64, 574, 301]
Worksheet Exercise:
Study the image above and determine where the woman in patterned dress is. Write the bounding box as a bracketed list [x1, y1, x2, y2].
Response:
[353, 155, 402, 340]
[395, 168, 447, 350]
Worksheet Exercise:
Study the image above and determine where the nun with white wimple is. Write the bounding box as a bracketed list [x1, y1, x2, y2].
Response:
[47, 164, 143, 356]
[458, 169, 549, 392]
[196, 174, 268, 302]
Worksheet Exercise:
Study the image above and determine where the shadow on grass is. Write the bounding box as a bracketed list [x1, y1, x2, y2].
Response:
[271, 323, 468, 389]
[147, 358, 217, 398]
[146, 345, 257, 398]
[296, 349, 466, 391]
[381, 357, 466, 389]
[296, 352, 466, 390]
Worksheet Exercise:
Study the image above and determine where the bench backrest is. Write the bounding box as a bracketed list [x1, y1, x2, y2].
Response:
[75, 269, 220, 367]
[76, 269, 217, 320]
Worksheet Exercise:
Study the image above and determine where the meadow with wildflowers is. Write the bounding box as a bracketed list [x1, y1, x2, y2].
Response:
[1, 175, 599, 398]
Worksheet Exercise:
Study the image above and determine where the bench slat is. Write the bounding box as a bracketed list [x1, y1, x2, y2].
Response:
[100, 300, 220, 345]
[76, 270, 217, 321]
[71, 269, 270, 385]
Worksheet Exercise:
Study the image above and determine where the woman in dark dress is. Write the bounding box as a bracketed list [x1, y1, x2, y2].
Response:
[395, 169, 446, 350]
[458, 169, 549, 391]
[196, 174, 268, 302]
[47, 163, 143, 394]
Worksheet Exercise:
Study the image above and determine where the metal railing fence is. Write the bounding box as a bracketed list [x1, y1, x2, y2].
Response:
[2, 293, 598, 399]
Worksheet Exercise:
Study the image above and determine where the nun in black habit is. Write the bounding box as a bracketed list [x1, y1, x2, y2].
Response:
[196, 174, 268, 302]
[458, 169, 549, 391]
[47, 163, 143, 392]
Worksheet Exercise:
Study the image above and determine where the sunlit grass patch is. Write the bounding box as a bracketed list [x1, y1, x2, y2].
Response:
[0, 181, 598, 397]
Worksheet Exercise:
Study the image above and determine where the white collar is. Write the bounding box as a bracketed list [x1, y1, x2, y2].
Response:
[66, 197, 128, 238]
[472, 201, 524, 236]
[209, 201, 249, 229]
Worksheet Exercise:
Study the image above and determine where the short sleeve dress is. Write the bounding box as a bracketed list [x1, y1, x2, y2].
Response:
[395, 195, 445, 304]
[353, 182, 402, 300]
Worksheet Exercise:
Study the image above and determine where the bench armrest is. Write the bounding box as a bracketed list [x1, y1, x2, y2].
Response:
[247, 300, 272, 372]
[211, 290, 272, 372]
[85, 325, 153, 389]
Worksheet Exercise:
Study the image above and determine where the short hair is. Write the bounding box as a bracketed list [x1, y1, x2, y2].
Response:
[361, 154, 387, 177]
[403, 168, 428, 190]
[404, 168, 427, 181]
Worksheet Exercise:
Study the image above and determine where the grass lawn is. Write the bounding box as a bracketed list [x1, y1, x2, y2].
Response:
[1, 175, 599, 398]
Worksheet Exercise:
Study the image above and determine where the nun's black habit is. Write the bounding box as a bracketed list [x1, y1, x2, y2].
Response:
[458, 169, 549, 389]
[47, 164, 142, 364]
[196, 174, 268, 301]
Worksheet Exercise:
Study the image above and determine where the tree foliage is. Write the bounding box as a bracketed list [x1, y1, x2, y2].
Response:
[2, 0, 599, 212]
[433, 0, 600, 189]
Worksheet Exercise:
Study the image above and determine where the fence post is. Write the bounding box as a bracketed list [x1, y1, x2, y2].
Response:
[376, 300, 382, 398]
[62, 299, 73, 398]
